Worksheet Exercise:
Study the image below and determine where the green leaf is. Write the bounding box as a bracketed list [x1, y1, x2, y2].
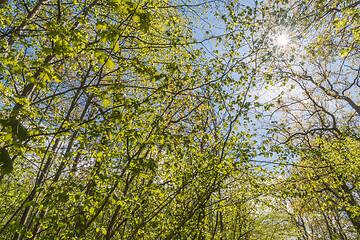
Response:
[138, 12, 151, 33]
[0, 148, 13, 175]
[339, 48, 350, 58]
[0, 119, 28, 142]
[9, 119, 29, 142]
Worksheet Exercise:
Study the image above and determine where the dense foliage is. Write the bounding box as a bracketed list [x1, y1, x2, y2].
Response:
[0, 0, 359, 239]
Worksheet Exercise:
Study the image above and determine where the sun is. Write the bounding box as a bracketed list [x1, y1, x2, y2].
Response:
[276, 33, 290, 47]
[269, 29, 293, 50]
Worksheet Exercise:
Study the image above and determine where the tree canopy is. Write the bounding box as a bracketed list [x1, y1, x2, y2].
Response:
[0, 0, 360, 239]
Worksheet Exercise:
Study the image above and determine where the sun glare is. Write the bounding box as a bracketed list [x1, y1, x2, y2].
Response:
[276, 34, 290, 47]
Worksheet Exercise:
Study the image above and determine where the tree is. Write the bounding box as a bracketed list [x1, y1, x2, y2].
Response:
[285, 138, 360, 239]
[0, 0, 262, 239]
[254, 0, 360, 238]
